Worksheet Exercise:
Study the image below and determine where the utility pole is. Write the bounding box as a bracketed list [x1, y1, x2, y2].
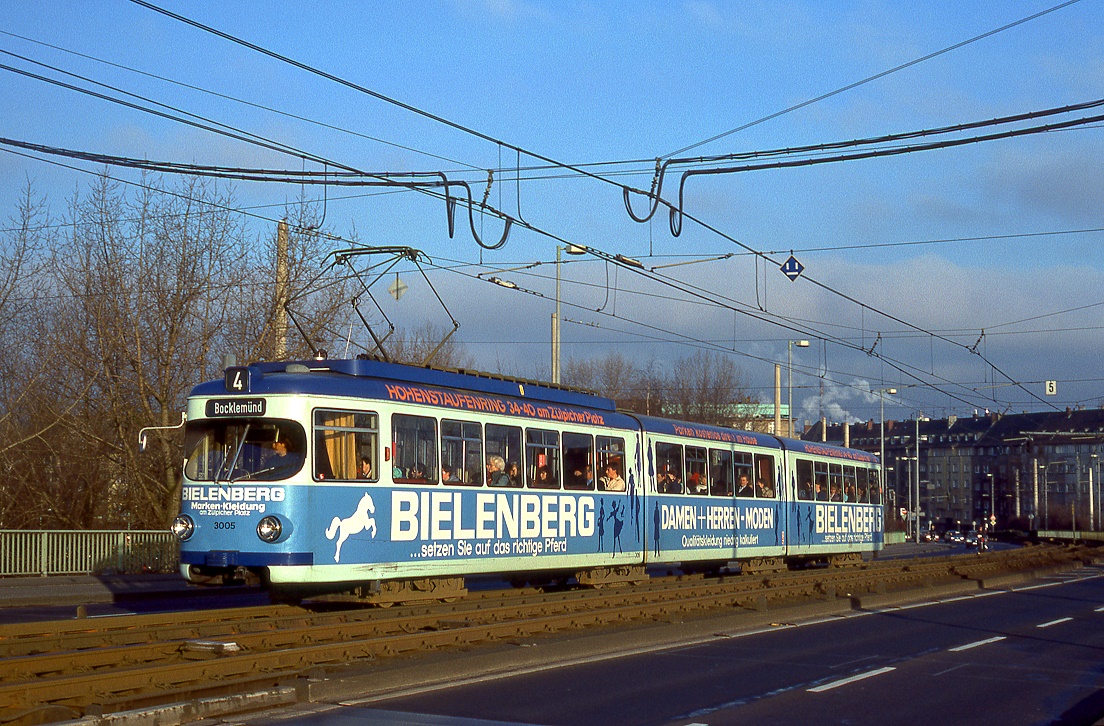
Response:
[550, 244, 584, 384]
[915, 414, 922, 543]
[274, 219, 289, 360]
[788, 340, 809, 438]
[551, 245, 561, 384]
[773, 364, 782, 435]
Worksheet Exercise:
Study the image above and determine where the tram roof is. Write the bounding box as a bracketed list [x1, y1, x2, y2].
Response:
[779, 437, 879, 464]
[635, 415, 877, 462]
[191, 357, 617, 412]
[634, 414, 780, 448]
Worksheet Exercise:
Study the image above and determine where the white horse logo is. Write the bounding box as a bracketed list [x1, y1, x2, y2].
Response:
[325, 492, 377, 563]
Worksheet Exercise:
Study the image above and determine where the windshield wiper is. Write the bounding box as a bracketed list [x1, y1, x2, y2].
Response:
[213, 424, 251, 485]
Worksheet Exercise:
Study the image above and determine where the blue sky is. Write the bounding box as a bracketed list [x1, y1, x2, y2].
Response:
[1, 1, 1102, 425]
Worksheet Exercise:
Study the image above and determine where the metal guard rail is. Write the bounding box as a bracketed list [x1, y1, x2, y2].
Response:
[0, 530, 178, 577]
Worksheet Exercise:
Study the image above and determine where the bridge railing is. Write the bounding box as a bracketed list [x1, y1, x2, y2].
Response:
[1032, 529, 1104, 544]
[0, 530, 178, 577]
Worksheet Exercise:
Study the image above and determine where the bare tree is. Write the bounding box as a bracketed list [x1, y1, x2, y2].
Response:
[563, 350, 752, 422]
[659, 350, 756, 427]
[0, 180, 52, 527]
[563, 351, 662, 413]
[383, 321, 474, 369]
[0, 175, 358, 529]
[237, 202, 354, 363]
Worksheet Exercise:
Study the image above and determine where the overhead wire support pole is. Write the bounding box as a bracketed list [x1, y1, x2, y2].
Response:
[552, 245, 561, 385]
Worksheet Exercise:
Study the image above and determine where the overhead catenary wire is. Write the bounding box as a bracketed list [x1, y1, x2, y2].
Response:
[9, 3, 1080, 412]
[5, 131, 1059, 413]
[624, 100, 1104, 236]
[0, 54, 514, 249]
[430, 249, 998, 411]
[49, 3, 1090, 407]
[426, 257, 988, 412]
[2, 146, 1087, 413]
[4, 100, 1096, 397]
[663, 0, 1084, 157]
[3, 42, 1090, 392]
[0, 29, 481, 172]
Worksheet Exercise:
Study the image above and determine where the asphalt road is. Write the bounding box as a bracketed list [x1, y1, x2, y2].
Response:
[249, 566, 1104, 726]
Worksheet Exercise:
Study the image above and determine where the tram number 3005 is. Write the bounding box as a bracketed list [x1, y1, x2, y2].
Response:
[212, 520, 237, 530]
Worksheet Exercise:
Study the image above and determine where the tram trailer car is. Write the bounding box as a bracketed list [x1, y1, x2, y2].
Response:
[172, 358, 884, 602]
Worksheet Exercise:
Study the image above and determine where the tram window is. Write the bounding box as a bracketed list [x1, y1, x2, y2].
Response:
[526, 428, 561, 489]
[313, 410, 378, 481]
[856, 467, 870, 503]
[441, 419, 483, 486]
[709, 449, 733, 496]
[597, 436, 626, 491]
[563, 432, 594, 490]
[842, 465, 857, 502]
[185, 419, 305, 482]
[869, 469, 882, 504]
[392, 414, 438, 484]
[486, 424, 523, 487]
[686, 446, 708, 495]
[829, 462, 843, 501]
[754, 454, 775, 498]
[796, 459, 815, 500]
[814, 461, 830, 501]
[654, 442, 683, 494]
[735, 452, 754, 498]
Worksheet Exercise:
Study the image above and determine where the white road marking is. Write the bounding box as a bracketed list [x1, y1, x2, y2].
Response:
[1094, 605, 1104, 612]
[344, 571, 1103, 706]
[949, 636, 1006, 652]
[808, 666, 896, 693]
[1037, 617, 1073, 628]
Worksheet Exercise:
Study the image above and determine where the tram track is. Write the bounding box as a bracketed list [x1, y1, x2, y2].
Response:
[0, 545, 1094, 725]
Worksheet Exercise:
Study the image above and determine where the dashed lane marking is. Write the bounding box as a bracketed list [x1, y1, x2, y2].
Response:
[1037, 617, 1073, 628]
[949, 636, 1006, 652]
[807, 666, 896, 693]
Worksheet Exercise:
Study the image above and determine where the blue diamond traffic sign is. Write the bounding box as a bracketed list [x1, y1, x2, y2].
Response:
[780, 255, 804, 281]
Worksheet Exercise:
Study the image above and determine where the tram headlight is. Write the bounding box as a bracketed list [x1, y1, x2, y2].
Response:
[171, 514, 195, 542]
[257, 516, 283, 543]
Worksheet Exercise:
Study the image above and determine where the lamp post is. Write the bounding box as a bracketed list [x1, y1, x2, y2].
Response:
[914, 413, 926, 543]
[1091, 453, 1099, 531]
[1039, 461, 1066, 531]
[985, 472, 994, 531]
[901, 455, 916, 539]
[878, 388, 897, 497]
[551, 244, 585, 384]
[788, 340, 809, 438]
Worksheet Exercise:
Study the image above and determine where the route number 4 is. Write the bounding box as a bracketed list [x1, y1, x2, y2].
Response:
[224, 366, 251, 393]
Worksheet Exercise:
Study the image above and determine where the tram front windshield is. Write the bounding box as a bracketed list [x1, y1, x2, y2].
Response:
[184, 419, 306, 482]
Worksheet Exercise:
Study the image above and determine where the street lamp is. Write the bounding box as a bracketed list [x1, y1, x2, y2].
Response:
[984, 472, 994, 531]
[1038, 461, 1066, 531]
[901, 456, 915, 538]
[878, 388, 897, 494]
[914, 413, 926, 544]
[1091, 453, 1099, 531]
[551, 244, 585, 384]
[788, 340, 809, 437]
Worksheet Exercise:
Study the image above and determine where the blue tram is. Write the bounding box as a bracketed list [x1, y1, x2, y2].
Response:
[172, 358, 883, 601]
